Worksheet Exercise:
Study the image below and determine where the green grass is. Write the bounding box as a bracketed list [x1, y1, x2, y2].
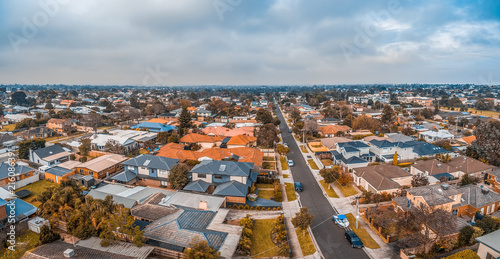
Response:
[320, 180, 339, 198]
[345, 213, 380, 249]
[300, 145, 308, 153]
[283, 174, 290, 178]
[296, 229, 316, 256]
[250, 219, 288, 258]
[280, 156, 288, 170]
[258, 190, 275, 200]
[284, 183, 297, 201]
[18, 180, 58, 207]
[0, 230, 40, 258]
[307, 159, 319, 170]
[256, 183, 274, 189]
[334, 182, 358, 197]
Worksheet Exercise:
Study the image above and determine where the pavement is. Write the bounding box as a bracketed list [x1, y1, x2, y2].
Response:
[275, 103, 370, 259]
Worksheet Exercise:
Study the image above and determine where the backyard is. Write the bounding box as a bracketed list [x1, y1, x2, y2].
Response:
[258, 189, 275, 200]
[0, 229, 40, 258]
[321, 159, 334, 167]
[17, 180, 58, 207]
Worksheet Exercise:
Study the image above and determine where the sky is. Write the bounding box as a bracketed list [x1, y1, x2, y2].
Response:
[1, 0, 500, 86]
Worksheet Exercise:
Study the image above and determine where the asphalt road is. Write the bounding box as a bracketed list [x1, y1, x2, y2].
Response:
[275, 105, 369, 259]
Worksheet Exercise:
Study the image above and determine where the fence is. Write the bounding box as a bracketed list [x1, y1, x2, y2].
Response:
[152, 246, 185, 259]
[361, 209, 396, 243]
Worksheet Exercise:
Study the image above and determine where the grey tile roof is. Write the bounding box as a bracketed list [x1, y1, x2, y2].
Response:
[45, 166, 72, 177]
[476, 229, 500, 253]
[458, 185, 500, 209]
[0, 133, 17, 144]
[33, 144, 66, 159]
[408, 184, 462, 207]
[144, 208, 227, 250]
[369, 139, 398, 148]
[0, 163, 34, 180]
[111, 170, 137, 182]
[213, 181, 248, 197]
[341, 156, 368, 165]
[190, 160, 253, 177]
[122, 154, 179, 170]
[183, 180, 210, 192]
[385, 133, 415, 142]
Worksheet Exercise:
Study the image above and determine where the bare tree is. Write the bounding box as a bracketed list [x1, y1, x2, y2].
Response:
[83, 112, 102, 134]
[104, 139, 126, 155]
[304, 119, 319, 135]
[128, 108, 141, 122]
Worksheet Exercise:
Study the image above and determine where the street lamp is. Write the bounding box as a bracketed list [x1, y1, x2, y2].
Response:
[301, 129, 305, 143]
[355, 196, 361, 229]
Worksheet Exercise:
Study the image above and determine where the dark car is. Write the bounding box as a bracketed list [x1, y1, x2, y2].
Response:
[294, 182, 303, 192]
[345, 230, 364, 248]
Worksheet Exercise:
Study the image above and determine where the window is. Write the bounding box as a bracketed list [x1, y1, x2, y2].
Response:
[79, 169, 84, 174]
[198, 173, 206, 178]
[486, 252, 494, 259]
[214, 174, 223, 179]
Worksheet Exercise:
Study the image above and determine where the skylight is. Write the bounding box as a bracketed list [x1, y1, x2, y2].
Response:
[143, 159, 151, 166]
[219, 165, 226, 171]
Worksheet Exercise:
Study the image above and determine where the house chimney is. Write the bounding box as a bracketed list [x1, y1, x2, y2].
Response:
[199, 200, 208, 210]
[63, 249, 74, 258]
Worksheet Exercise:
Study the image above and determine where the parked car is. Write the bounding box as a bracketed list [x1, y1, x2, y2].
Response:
[288, 129, 292, 133]
[288, 159, 294, 167]
[294, 182, 303, 192]
[283, 142, 288, 147]
[345, 230, 364, 248]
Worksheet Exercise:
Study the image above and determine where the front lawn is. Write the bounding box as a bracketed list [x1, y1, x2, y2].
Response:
[283, 174, 290, 178]
[335, 182, 358, 197]
[295, 229, 316, 256]
[256, 183, 274, 189]
[258, 189, 275, 200]
[280, 156, 288, 170]
[321, 159, 333, 167]
[0, 229, 40, 258]
[307, 159, 319, 170]
[284, 183, 297, 201]
[251, 219, 288, 258]
[1, 124, 16, 132]
[18, 180, 58, 207]
[345, 213, 380, 249]
[320, 180, 339, 198]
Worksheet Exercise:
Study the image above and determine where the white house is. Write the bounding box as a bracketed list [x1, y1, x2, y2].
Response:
[29, 145, 72, 166]
[419, 129, 454, 142]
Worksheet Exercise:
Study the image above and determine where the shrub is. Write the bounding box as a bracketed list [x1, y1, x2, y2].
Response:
[238, 205, 244, 210]
[255, 206, 261, 210]
[244, 205, 250, 210]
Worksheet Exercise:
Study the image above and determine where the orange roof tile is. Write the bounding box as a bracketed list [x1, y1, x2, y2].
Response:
[147, 118, 169, 124]
[178, 133, 224, 144]
[461, 135, 476, 145]
[321, 125, 351, 135]
[226, 134, 257, 146]
[201, 126, 231, 136]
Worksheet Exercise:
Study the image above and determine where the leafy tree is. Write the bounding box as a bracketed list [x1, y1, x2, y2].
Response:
[411, 174, 429, 187]
[178, 106, 193, 136]
[10, 91, 29, 106]
[466, 120, 500, 166]
[79, 138, 91, 156]
[343, 114, 354, 127]
[352, 115, 381, 132]
[169, 164, 190, 189]
[256, 123, 279, 148]
[292, 207, 315, 235]
[381, 104, 395, 125]
[475, 99, 494, 111]
[157, 131, 170, 144]
[475, 216, 500, 234]
[39, 225, 61, 244]
[18, 139, 46, 159]
[130, 96, 140, 108]
[290, 108, 301, 122]
[443, 249, 479, 259]
[184, 236, 221, 259]
[460, 174, 480, 186]
[255, 109, 274, 124]
[276, 144, 290, 155]
[337, 171, 353, 186]
[45, 102, 54, 109]
[458, 225, 483, 246]
[167, 133, 180, 143]
[319, 167, 340, 187]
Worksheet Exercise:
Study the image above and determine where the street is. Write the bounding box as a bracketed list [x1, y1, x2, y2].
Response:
[275, 104, 370, 259]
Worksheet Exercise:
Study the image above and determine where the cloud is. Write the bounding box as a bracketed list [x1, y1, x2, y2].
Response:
[0, 0, 500, 85]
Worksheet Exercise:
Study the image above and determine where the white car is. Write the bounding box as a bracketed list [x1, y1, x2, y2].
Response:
[288, 160, 294, 167]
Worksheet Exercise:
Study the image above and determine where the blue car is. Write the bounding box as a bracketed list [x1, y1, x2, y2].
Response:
[294, 182, 303, 192]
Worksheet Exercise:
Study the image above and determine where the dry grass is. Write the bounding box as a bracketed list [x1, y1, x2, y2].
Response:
[284, 183, 297, 201]
[258, 190, 275, 200]
[250, 219, 289, 258]
[300, 145, 308, 153]
[321, 159, 334, 166]
[345, 213, 380, 249]
[280, 156, 288, 170]
[320, 180, 339, 198]
[307, 159, 319, 170]
[17, 180, 58, 207]
[295, 229, 316, 256]
[1, 124, 16, 132]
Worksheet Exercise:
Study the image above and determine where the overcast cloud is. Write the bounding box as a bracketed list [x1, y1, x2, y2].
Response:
[1, 0, 500, 86]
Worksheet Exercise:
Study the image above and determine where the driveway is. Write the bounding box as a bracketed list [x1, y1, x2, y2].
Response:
[275, 103, 369, 259]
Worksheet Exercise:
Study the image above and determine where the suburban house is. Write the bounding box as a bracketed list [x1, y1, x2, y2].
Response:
[178, 133, 225, 149]
[486, 169, 500, 193]
[0, 133, 21, 151]
[157, 144, 264, 168]
[87, 184, 175, 209]
[29, 144, 72, 166]
[19, 127, 52, 140]
[475, 229, 500, 259]
[90, 134, 139, 153]
[330, 141, 373, 170]
[320, 125, 351, 137]
[352, 164, 412, 194]
[225, 134, 257, 148]
[392, 183, 500, 218]
[0, 163, 39, 189]
[368, 139, 448, 162]
[44, 166, 75, 184]
[117, 154, 180, 188]
[410, 156, 496, 181]
[186, 160, 257, 203]
[130, 121, 177, 132]
[419, 129, 455, 142]
[201, 126, 255, 137]
[56, 153, 128, 179]
[46, 118, 74, 134]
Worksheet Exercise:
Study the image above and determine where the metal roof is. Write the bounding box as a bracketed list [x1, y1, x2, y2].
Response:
[122, 154, 179, 171]
[190, 160, 253, 177]
[212, 181, 248, 197]
[183, 180, 210, 193]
